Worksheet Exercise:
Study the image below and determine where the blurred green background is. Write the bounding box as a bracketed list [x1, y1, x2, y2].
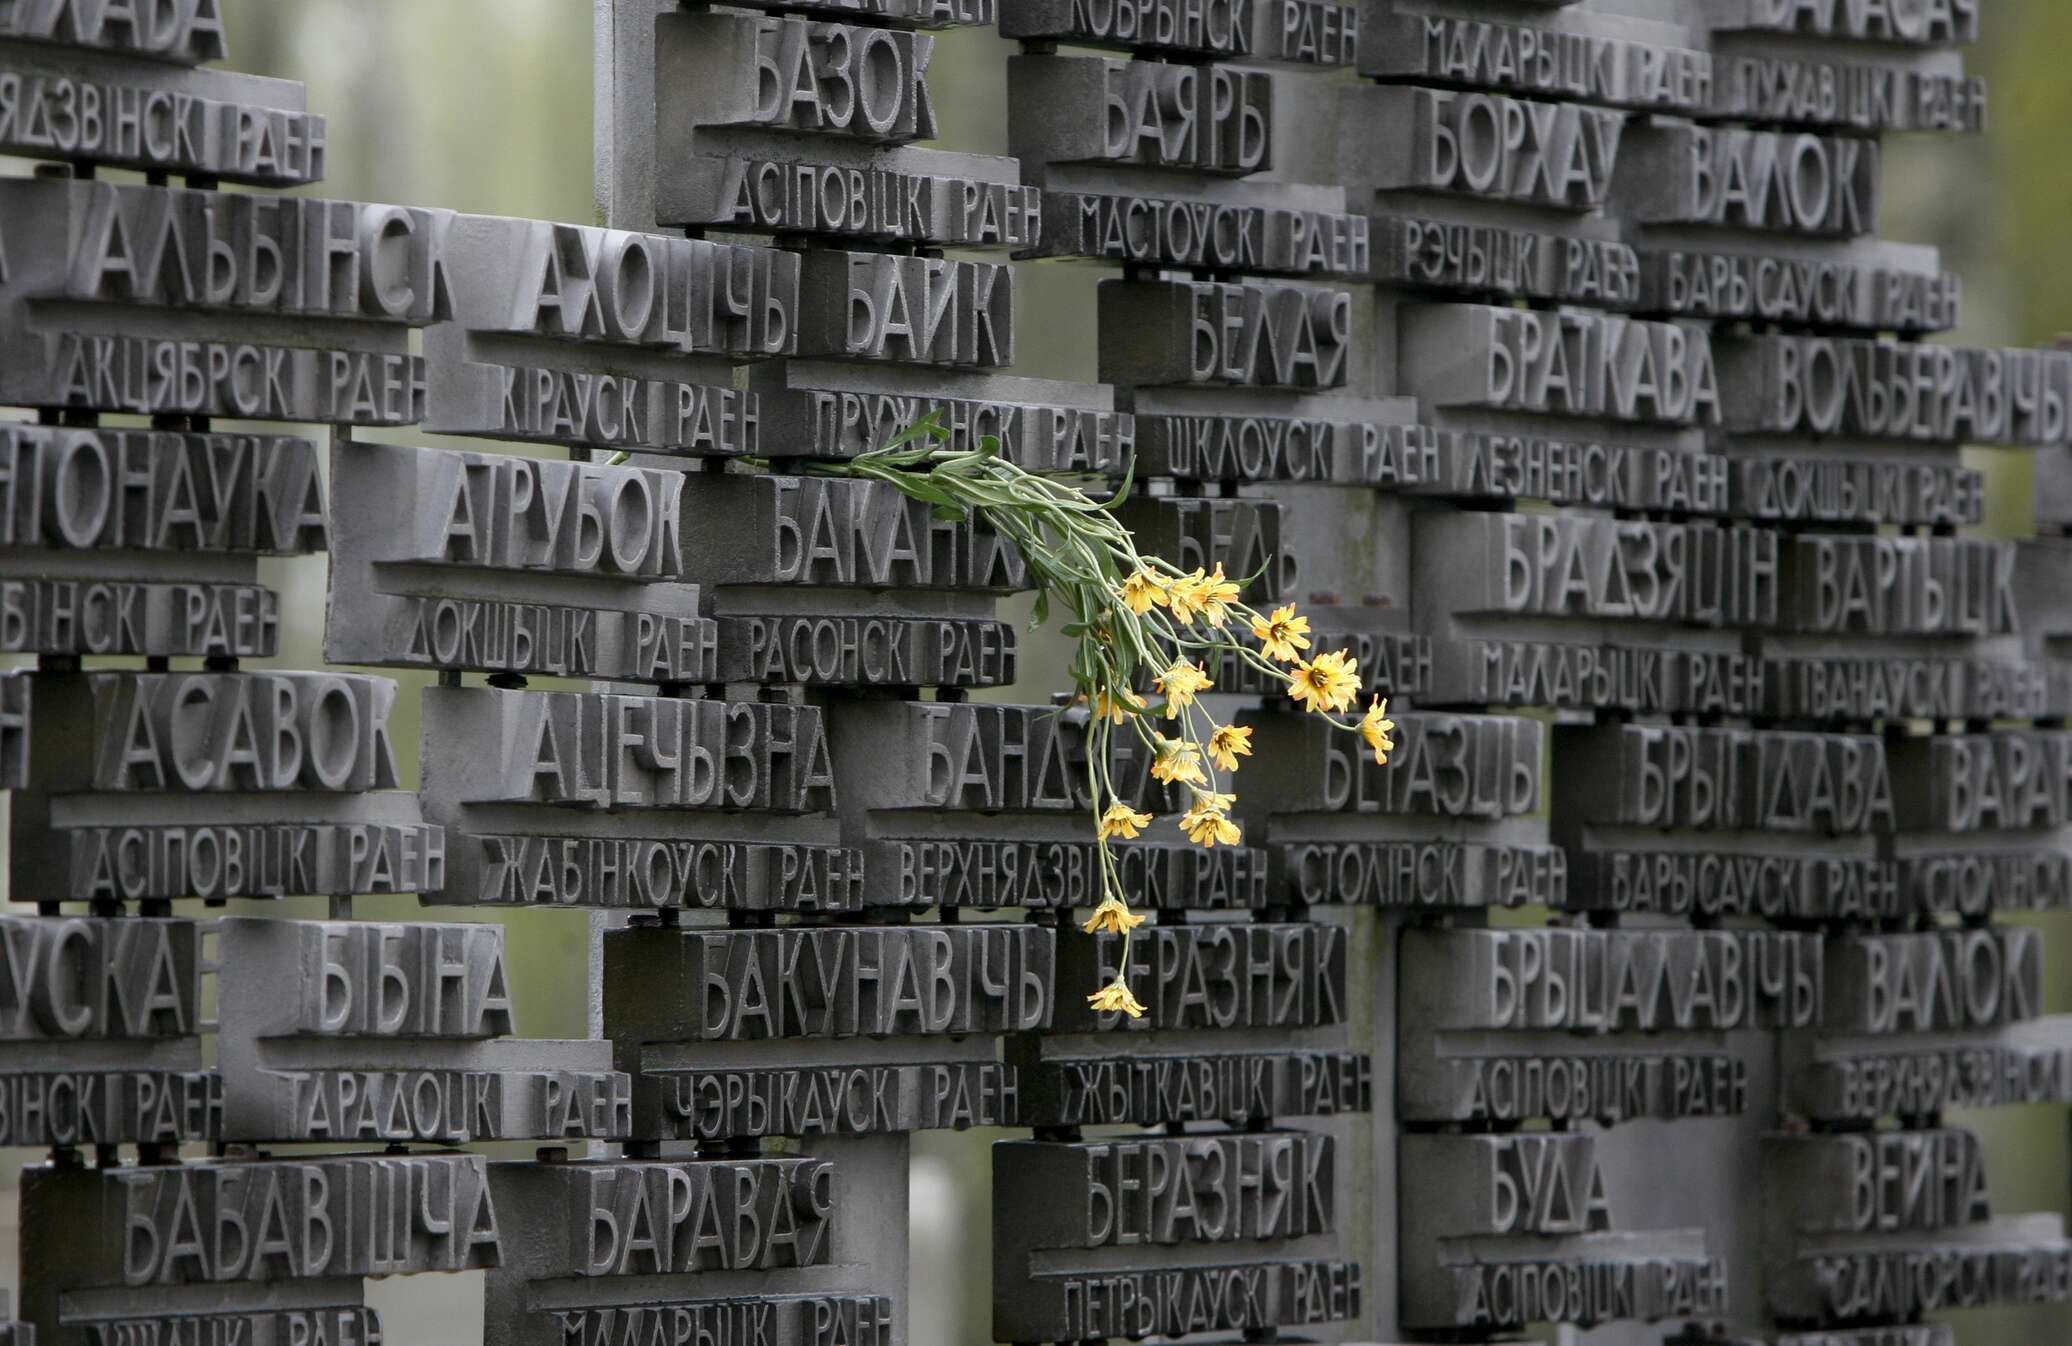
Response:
[1, 2, 2068, 1342]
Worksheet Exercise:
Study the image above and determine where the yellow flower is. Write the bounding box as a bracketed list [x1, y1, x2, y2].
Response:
[1097, 802, 1153, 840]
[1207, 724, 1253, 772]
[1153, 659, 1213, 718]
[1360, 695, 1397, 766]
[1193, 564, 1242, 627]
[1151, 740, 1206, 787]
[1087, 977, 1147, 1018]
[1288, 649, 1360, 714]
[1179, 800, 1242, 848]
[1086, 688, 1146, 724]
[1119, 569, 1169, 615]
[1081, 895, 1147, 934]
[1165, 568, 1210, 623]
[1251, 604, 1312, 663]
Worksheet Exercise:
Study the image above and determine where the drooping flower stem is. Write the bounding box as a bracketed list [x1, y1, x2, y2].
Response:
[625, 415, 1395, 1015]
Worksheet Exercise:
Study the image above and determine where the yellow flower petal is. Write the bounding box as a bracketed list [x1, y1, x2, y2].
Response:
[1180, 806, 1242, 848]
[1151, 741, 1207, 787]
[1195, 563, 1242, 628]
[1288, 649, 1360, 714]
[1207, 724, 1253, 772]
[1119, 569, 1169, 615]
[1097, 802, 1154, 840]
[1165, 568, 1208, 623]
[1087, 978, 1148, 1018]
[1081, 895, 1147, 934]
[1251, 604, 1312, 663]
[1360, 695, 1397, 765]
[1086, 688, 1146, 725]
[1153, 659, 1213, 719]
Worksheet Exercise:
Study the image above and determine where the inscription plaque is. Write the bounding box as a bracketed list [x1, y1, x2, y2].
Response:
[796, 250, 1014, 369]
[1717, 334, 2070, 444]
[1004, 0, 1358, 65]
[11, 671, 442, 903]
[678, 472, 1026, 593]
[1374, 213, 1643, 308]
[0, 422, 319, 659]
[1028, 188, 1370, 276]
[994, 1131, 1359, 1340]
[0, 433, 333, 578]
[0, 177, 437, 424]
[1009, 54, 1273, 178]
[1781, 1014, 2072, 1122]
[326, 440, 718, 683]
[0, 2, 229, 63]
[606, 924, 1054, 1043]
[484, 1155, 845, 1346]
[1399, 1132, 1726, 1331]
[1343, 85, 1625, 210]
[670, 471, 1030, 691]
[0, 22, 323, 183]
[1401, 303, 1723, 426]
[1101, 279, 1352, 390]
[751, 360, 1130, 471]
[1639, 243, 1959, 330]
[1552, 720, 1915, 921]
[635, 1056, 1017, 1142]
[1762, 1130, 2072, 1322]
[214, 918, 629, 1144]
[1054, 923, 1345, 1033]
[424, 211, 797, 459]
[1397, 927, 1807, 1123]
[1007, 1038, 1372, 1128]
[418, 685, 855, 912]
[1360, 9, 1712, 112]
[1709, 0, 1977, 45]
[1247, 709, 1559, 909]
[0, 914, 215, 1147]
[21, 1153, 497, 1345]
[1620, 122, 1880, 236]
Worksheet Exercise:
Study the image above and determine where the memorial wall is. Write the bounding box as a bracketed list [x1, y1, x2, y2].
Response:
[0, 2, 2060, 1345]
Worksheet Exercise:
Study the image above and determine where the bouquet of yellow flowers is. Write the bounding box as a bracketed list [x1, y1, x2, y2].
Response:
[628, 414, 1395, 1014]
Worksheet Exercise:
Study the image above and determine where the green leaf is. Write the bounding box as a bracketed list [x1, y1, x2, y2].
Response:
[1031, 589, 1051, 629]
[879, 409, 947, 452]
[885, 475, 961, 508]
[1099, 451, 1137, 511]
